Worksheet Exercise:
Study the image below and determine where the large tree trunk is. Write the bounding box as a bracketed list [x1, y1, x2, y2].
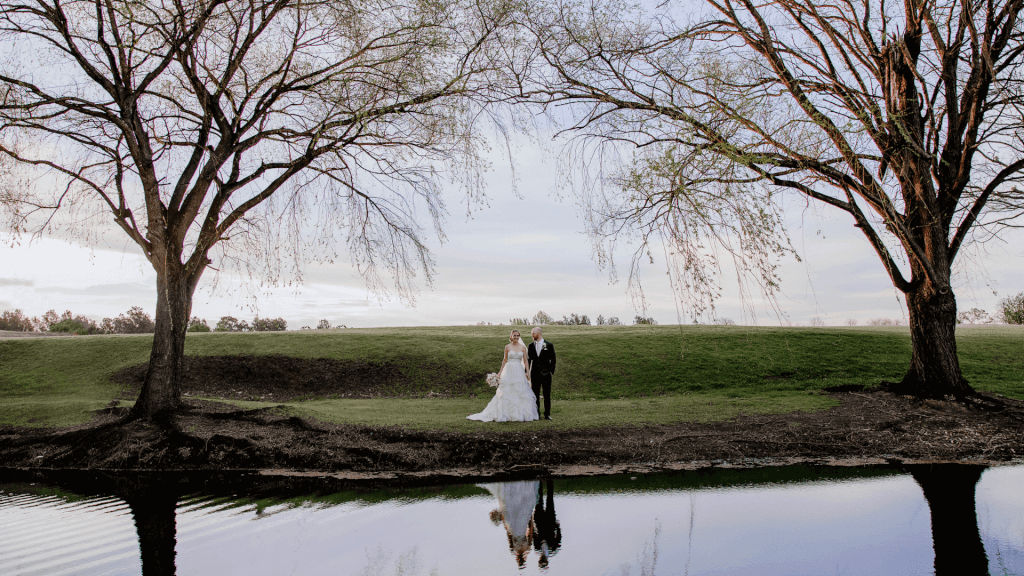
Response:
[131, 268, 194, 421]
[899, 284, 974, 399]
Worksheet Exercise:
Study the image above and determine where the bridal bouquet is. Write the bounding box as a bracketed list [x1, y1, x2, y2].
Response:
[486, 373, 499, 387]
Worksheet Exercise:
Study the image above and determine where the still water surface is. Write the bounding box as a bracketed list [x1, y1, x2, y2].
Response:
[1, 464, 1022, 575]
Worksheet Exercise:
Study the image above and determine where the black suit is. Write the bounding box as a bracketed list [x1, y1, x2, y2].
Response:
[528, 339, 556, 417]
[533, 478, 561, 567]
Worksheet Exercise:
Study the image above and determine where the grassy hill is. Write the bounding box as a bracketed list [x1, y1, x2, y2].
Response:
[2, 324, 1022, 428]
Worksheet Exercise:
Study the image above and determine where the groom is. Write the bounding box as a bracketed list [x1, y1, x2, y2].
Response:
[528, 327, 556, 420]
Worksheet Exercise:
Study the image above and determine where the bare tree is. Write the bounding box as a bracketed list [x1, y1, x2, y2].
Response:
[0, 149, 27, 237]
[0, 0, 518, 419]
[519, 0, 1024, 397]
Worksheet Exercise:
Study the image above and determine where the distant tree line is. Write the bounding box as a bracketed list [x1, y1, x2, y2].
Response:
[194, 316, 347, 331]
[688, 317, 736, 325]
[808, 293, 1024, 327]
[299, 320, 347, 330]
[0, 307, 155, 334]
[953, 293, 1024, 325]
[998, 294, 1024, 324]
[12, 292, 1024, 335]
[299, 317, 346, 327]
[506, 311, 654, 326]
[191, 315, 291, 332]
[0, 308, 331, 334]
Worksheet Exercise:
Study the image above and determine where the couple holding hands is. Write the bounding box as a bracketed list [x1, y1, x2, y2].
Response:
[468, 327, 555, 422]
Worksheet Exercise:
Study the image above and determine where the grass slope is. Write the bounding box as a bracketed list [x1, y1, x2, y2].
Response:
[1, 325, 1021, 428]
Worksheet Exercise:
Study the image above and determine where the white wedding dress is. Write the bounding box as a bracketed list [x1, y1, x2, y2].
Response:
[479, 481, 540, 566]
[479, 480, 540, 537]
[468, 351, 539, 422]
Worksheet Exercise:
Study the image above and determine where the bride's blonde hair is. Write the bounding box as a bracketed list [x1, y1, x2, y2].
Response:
[509, 329, 521, 343]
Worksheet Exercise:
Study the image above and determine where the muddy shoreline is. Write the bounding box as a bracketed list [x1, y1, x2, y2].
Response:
[2, 389, 1023, 484]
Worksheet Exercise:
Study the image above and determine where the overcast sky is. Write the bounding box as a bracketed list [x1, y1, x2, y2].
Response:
[3, 138, 1023, 329]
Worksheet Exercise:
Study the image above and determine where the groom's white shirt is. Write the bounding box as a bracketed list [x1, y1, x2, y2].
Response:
[534, 338, 545, 354]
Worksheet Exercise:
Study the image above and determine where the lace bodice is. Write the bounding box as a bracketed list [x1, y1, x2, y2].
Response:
[508, 351, 524, 360]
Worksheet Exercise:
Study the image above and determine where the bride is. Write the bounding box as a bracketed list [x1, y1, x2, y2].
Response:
[468, 330, 539, 422]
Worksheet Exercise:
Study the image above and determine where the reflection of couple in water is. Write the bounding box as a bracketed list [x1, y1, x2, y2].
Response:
[480, 479, 562, 569]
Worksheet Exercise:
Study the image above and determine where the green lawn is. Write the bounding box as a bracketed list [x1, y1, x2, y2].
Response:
[1, 324, 1021, 428]
[204, 392, 835, 431]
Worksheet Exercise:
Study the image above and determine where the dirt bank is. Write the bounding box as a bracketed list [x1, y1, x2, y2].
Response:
[2, 387, 1023, 481]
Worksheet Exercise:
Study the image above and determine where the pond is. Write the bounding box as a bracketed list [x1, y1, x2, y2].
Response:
[1, 464, 1022, 575]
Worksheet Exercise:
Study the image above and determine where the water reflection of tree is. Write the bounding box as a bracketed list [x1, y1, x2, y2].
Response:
[908, 464, 989, 576]
[111, 475, 180, 576]
[358, 545, 440, 576]
[619, 521, 661, 576]
[119, 476, 448, 576]
[25, 464, 1000, 576]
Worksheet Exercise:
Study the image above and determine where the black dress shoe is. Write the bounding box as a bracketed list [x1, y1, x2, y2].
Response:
[543, 415, 552, 420]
